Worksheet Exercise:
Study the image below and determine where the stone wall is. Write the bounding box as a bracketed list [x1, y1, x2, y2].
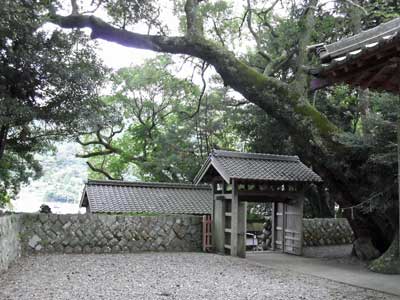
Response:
[0, 214, 21, 271]
[303, 218, 354, 247]
[249, 218, 354, 250]
[19, 214, 202, 254]
[0, 214, 354, 264]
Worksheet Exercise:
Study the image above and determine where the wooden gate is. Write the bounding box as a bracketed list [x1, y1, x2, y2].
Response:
[273, 201, 303, 255]
[273, 202, 284, 251]
[202, 215, 212, 252]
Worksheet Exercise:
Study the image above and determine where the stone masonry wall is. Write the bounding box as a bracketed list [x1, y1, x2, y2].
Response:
[0, 214, 21, 271]
[303, 218, 354, 247]
[1, 214, 353, 264]
[19, 214, 202, 254]
[251, 218, 354, 250]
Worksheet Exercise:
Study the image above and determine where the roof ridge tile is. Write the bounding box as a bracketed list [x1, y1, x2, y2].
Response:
[86, 179, 211, 190]
[212, 149, 299, 162]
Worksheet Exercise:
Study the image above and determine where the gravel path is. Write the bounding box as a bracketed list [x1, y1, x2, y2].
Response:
[0, 253, 397, 300]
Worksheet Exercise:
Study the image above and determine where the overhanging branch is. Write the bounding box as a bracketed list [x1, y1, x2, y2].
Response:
[86, 161, 121, 180]
[49, 9, 340, 149]
[76, 150, 114, 158]
[50, 14, 183, 52]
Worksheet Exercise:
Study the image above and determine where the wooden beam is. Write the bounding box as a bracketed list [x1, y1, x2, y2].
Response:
[211, 176, 225, 183]
[230, 179, 239, 257]
[237, 201, 247, 258]
[327, 59, 389, 81]
[212, 181, 216, 251]
[361, 64, 396, 89]
[353, 70, 372, 85]
[323, 45, 400, 83]
[213, 181, 225, 254]
[282, 203, 286, 252]
[238, 190, 301, 200]
[272, 202, 276, 251]
[386, 65, 400, 85]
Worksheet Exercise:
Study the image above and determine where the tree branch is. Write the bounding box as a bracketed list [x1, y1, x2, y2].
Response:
[76, 150, 114, 158]
[180, 62, 209, 119]
[246, 0, 271, 61]
[259, 0, 280, 15]
[95, 129, 122, 154]
[86, 161, 121, 180]
[342, 0, 368, 15]
[255, 0, 279, 38]
[49, 10, 339, 148]
[76, 126, 123, 158]
[293, 0, 318, 97]
[184, 0, 204, 38]
[210, 17, 225, 46]
[76, 136, 102, 146]
[0, 125, 9, 161]
[71, 0, 79, 15]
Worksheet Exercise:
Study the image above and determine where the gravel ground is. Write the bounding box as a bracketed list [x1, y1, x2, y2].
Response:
[0, 253, 397, 300]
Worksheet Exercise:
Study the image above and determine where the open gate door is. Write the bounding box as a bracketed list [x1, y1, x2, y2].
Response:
[284, 200, 303, 255]
[273, 202, 284, 252]
[273, 201, 303, 255]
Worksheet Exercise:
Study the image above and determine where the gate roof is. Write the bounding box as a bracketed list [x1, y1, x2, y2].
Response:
[80, 180, 212, 215]
[194, 150, 322, 184]
[308, 17, 400, 94]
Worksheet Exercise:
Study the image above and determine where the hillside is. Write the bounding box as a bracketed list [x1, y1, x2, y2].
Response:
[11, 143, 87, 213]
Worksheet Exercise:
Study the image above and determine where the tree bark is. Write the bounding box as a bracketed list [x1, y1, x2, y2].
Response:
[398, 95, 400, 256]
[369, 231, 400, 273]
[0, 125, 8, 161]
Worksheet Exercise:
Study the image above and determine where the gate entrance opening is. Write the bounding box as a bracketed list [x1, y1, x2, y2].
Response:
[194, 150, 322, 258]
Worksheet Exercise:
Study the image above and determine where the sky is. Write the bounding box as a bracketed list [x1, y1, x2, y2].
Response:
[97, 41, 156, 69]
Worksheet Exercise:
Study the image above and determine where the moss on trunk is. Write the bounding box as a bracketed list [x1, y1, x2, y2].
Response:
[368, 232, 400, 274]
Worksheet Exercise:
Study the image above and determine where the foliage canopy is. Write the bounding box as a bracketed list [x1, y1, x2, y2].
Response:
[0, 0, 107, 205]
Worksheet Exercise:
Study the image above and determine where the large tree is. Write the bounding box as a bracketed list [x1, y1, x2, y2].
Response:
[78, 55, 244, 181]
[48, 0, 399, 260]
[0, 0, 107, 205]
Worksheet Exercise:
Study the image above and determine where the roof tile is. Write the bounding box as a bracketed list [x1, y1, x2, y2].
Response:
[309, 17, 400, 75]
[82, 180, 212, 215]
[195, 150, 322, 183]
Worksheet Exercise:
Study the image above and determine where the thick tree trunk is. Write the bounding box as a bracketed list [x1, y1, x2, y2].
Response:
[314, 159, 394, 256]
[397, 95, 400, 258]
[317, 185, 334, 218]
[0, 125, 8, 160]
[305, 184, 334, 218]
[369, 231, 400, 273]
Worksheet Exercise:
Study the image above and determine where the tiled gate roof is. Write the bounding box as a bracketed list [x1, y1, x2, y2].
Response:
[194, 150, 322, 184]
[80, 180, 212, 215]
[308, 17, 400, 94]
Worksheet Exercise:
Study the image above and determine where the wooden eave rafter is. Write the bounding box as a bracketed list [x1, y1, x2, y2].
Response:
[313, 47, 400, 93]
[237, 190, 301, 202]
[319, 18, 400, 62]
[362, 63, 396, 89]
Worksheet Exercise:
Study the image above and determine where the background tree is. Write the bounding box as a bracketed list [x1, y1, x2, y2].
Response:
[0, 0, 107, 206]
[78, 55, 244, 181]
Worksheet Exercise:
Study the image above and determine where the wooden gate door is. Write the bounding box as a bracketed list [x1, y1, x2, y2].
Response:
[273, 202, 284, 251]
[283, 200, 303, 255]
[273, 201, 303, 255]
